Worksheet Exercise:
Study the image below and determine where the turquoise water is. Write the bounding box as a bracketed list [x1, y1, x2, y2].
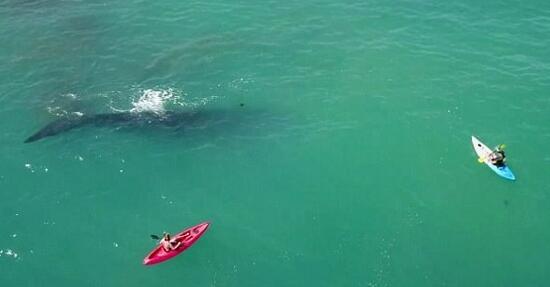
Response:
[1, 0, 550, 286]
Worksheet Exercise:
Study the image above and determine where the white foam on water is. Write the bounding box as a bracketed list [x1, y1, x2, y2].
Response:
[47, 106, 66, 117]
[130, 89, 177, 114]
[108, 87, 223, 115]
[1, 249, 19, 259]
[45, 93, 85, 118]
[63, 93, 77, 99]
[24, 163, 50, 174]
[24, 163, 35, 173]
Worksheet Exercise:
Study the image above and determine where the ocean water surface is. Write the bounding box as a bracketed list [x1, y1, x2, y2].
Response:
[1, 0, 550, 286]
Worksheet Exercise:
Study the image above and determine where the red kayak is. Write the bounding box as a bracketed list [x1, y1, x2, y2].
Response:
[143, 222, 210, 265]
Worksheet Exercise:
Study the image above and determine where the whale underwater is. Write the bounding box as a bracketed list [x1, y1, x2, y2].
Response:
[24, 107, 250, 143]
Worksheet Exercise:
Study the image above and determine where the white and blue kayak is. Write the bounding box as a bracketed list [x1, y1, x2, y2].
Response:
[471, 136, 515, 181]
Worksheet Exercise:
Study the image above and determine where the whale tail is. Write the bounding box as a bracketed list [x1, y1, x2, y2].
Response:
[24, 117, 88, 143]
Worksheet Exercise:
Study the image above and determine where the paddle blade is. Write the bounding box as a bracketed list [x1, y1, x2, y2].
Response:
[478, 157, 485, 163]
[150, 234, 160, 240]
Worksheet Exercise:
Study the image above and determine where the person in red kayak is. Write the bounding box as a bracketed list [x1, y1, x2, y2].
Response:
[160, 233, 182, 252]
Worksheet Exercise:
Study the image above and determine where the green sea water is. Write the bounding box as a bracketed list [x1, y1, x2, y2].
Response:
[1, 0, 550, 286]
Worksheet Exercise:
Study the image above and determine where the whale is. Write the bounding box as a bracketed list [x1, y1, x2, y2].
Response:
[24, 108, 246, 143]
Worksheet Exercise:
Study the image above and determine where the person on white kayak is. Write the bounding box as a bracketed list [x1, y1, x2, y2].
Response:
[488, 145, 506, 167]
[160, 233, 182, 252]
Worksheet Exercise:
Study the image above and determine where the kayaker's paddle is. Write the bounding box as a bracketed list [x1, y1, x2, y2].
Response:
[150, 234, 161, 240]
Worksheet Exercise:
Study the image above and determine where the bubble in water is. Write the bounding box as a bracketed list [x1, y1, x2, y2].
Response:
[130, 89, 176, 114]
[4, 249, 18, 259]
[24, 163, 35, 173]
[63, 93, 77, 99]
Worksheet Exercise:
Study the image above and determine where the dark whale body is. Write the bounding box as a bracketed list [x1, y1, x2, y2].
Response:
[24, 111, 201, 143]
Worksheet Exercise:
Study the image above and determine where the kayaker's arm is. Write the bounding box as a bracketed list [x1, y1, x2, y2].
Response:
[173, 242, 182, 250]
